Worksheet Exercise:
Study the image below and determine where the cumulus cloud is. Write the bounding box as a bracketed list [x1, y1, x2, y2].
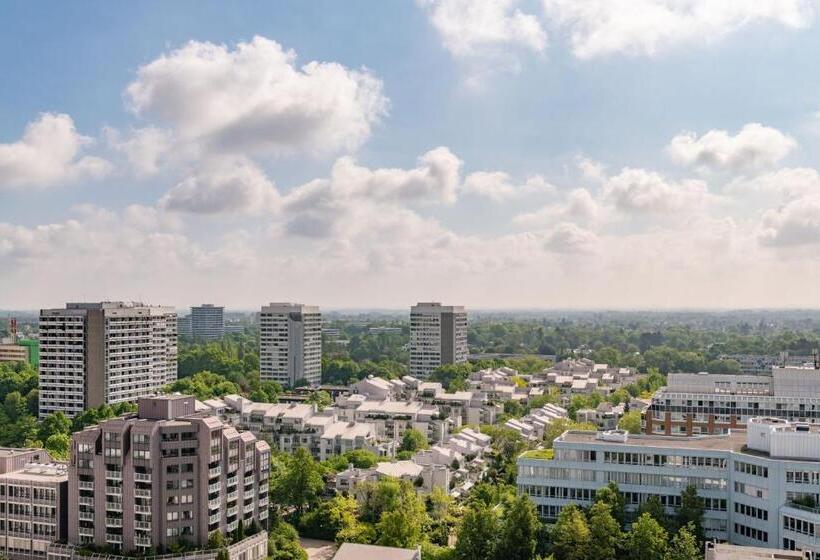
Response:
[105, 126, 174, 177]
[603, 167, 712, 215]
[462, 171, 555, 201]
[125, 36, 388, 159]
[513, 188, 602, 228]
[0, 113, 111, 189]
[759, 196, 820, 247]
[667, 123, 796, 173]
[544, 222, 598, 254]
[542, 0, 815, 59]
[160, 157, 279, 215]
[726, 167, 820, 200]
[280, 147, 462, 239]
[418, 0, 546, 83]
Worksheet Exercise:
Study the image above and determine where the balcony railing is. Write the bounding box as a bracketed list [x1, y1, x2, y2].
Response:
[208, 466, 222, 478]
[105, 471, 122, 480]
[106, 518, 123, 527]
[208, 482, 221, 494]
[79, 497, 94, 506]
[134, 473, 151, 483]
[79, 511, 94, 521]
[78, 481, 94, 490]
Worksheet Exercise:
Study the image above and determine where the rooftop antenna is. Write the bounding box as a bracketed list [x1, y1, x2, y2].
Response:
[9, 317, 17, 344]
[813, 349, 819, 370]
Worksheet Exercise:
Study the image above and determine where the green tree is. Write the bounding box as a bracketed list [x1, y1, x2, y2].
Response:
[270, 448, 324, 515]
[495, 494, 541, 560]
[551, 504, 591, 560]
[594, 482, 626, 527]
[267, 519, 307, 560]
[638, 495, 672, 532]
[307, 390, 332, 411]
[618, 410, 642, 434]
[455, 503, 499, 560]
[677, 485, 704, 544]
[299, 495, 362, 542]
[45, 433, 70, 460]
[374, 481, 428, 549]
[627, 513, 668, 560]
[38, 412, 71, 442]
[665, 523, 700, 560]
[4, 391, 23, 421]
[588, 501, 622, 560]
[399, 428, 429, 453]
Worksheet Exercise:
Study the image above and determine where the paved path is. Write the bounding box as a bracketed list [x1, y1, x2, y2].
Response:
[299, 538, 337, 560]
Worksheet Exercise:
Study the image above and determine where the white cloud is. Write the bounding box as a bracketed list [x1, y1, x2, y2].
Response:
[105, 126, 174, 177]
[603, 167, 712, 215]
[759, 196, 820, 247]
[418, 0, 546, 84]
[463, 171, 555, 201]
[726, 167, 820, 200]
[125, 36, 388, 159]
[513, 188, 602, 228]
[543, 0, 815, 59]
[544, 222, 599, 254]
[160, 157, 279, 215]
[667, 123, 796, 172]
[0, 113, 111, 189]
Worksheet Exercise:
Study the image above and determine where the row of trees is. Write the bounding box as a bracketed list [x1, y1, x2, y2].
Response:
[549, 482, 705, 560]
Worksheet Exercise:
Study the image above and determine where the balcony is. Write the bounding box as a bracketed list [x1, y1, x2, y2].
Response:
[259, 509, 268, 520]
[259, 497, 269, 508]
[244, 475, 255, 486]
[209, 466, 222, 478]
[107, 503, 123, 512]
[106, 486, 122, 495]
[106, 518, 123, 527]
[105, 471, 122, 480]
[209, 513, 220, 525]
[134, 488, 151, 498]
[208, 482, 221, 493]
[105, 534, 123, 544]
[134, 505, 151, 514]
[79, 511, 95, 521]
[135, 536, 151, 547]
[208, 498, 220, 510]
[78, 481, 94, 490]
[243, 503, 254, 514]
[79, 527, 94, 537]
[226, 491, 238, 502]
[226, 505, 238, 517]
[226, 520, 238, 532]
[79, 497, 94, 506]
[135, 521, 151, 530]
[134, 473, 151, 483]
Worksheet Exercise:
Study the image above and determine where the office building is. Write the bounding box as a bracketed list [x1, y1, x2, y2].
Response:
[645, 366, 820, 436]
[67, 395, 270, 554]
[0, 344, 28, 364]
[259, 303, 321, 387]
[0, 448, 68, 560]
[190, 305, 225, 341]
[409, 302, 467, 378]
[518, 417, 820, 556]
[177, 316, 192, 338]
[38, 302, 177, 419]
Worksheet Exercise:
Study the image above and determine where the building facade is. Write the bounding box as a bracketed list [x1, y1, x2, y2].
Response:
[259, 303, 321, 387]
[39, 302, 177, 419]
[645, 367, 820, 436]
[409, 302, 467, 378]
[190, 305, 225, 341]
[0, 344, 28, 364]
[67, 395, 270, 554]
[518, 418, 820, 556]
[0, 449, 67, 560]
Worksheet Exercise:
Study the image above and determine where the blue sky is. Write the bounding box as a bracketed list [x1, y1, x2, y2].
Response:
[3, 1, 820, 309]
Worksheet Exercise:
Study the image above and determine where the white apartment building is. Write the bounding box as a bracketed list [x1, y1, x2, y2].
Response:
[259, 303, 321, 387]
[190, 304, 225, 341]
[333, 394, 449, 444]
[39, 302, 177, 419]
[409, 302, 467, 378]
[216, 396, 396, 461]
[645, 366, 820, 436]
[518, 417, 820, 556]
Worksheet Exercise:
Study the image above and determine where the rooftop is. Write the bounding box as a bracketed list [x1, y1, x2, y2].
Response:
[556, 429, 747, 452]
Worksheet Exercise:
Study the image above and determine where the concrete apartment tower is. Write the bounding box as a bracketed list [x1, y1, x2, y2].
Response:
[68, 395, 270, 554]
[0, 448, 68, 560]
[38, 302, 177, 419]
[259, 303, 322, 387]
[190, 304, 225, 341]
[409, 302, 468, 378]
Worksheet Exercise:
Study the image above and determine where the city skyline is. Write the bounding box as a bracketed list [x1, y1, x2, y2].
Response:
[4, 2, 820, 308]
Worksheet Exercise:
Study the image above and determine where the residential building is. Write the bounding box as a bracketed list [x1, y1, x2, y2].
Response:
[0, 344, 28, 364]
[218, 395, 396, 461]
[333, 394, 449, 444]
[333, 543, 421, 560]
[517, 417, 820, 556]
[718, 353, 814, 376]
[645, 366, 820, 436]
[0, 449, 68, 560]
[259, 303, 321, 387]
[47, 532, 267, 560]
[67, 395, 270, 554]
[705, 542, 810, 560]
[190, 305, 225, 341]
[409, 302, 467, 378]
[38, 302, 177, 419]
[335, 460, 450, 495]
